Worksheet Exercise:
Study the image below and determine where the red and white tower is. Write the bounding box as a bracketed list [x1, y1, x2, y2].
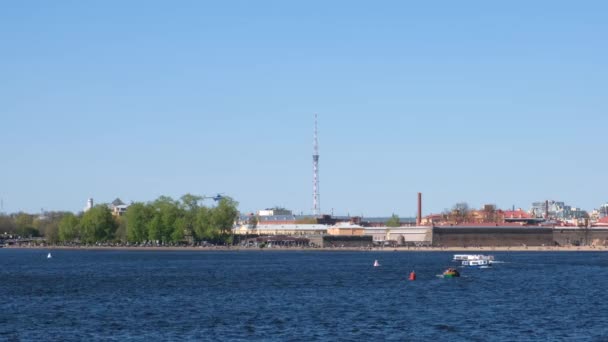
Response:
[312, 114, 320, 216]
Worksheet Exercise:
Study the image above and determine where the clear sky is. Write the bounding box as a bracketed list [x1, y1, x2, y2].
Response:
[1, 1, 607, 216]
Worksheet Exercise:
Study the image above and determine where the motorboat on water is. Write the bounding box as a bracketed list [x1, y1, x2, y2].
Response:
[453, 254, 494, 262]
[453, 254, 494, 267]
[461, 259, 491, 267]
[443, 268, 460, 278]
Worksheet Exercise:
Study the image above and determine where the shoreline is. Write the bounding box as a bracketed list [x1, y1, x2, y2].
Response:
[4, 245, 608, 252]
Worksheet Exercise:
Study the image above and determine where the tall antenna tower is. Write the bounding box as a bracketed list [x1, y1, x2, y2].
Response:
[312, 114, 320, 216]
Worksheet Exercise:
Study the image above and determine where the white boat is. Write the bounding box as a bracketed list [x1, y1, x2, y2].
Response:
[453, 254, 494, 262]
[373, 260, 380, 267]
[47, 253, 52, 259]
[453, 254, 494, 267]
[461, 259, 491, 267]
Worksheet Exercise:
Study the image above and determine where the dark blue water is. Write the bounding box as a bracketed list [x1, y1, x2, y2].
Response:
[1, 249, 607, 341]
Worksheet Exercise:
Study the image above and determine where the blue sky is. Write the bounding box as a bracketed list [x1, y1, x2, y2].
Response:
[1, 1, 607, 216]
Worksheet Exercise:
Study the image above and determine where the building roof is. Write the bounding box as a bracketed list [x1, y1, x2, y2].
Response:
[363, 217, 416, 223]
[594, 216, 608, 225]
[111, 198, 125, 207]
[332, 222, 364, 229]
[503, 210, 532, 219]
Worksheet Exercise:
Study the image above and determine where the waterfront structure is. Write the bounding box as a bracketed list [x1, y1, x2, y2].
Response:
[387, 227, 433, 245]
[433, 226, 554, 247]
[592, 217, 608, 227]
[250, 224, 328, 236]
[327, 222, 364, 236]
[363, 227, 388, 243]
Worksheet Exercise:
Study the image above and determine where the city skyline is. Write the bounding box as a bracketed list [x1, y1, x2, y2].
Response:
[1, 1, 607, 216]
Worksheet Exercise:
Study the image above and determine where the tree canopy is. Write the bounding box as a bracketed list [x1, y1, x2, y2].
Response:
[386, 214, 401, 227]
[0, 193, 240, 246]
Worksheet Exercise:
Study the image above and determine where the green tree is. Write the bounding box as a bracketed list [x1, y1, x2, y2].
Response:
[0, 214, 16, 234]
[35, 218, 60, 243]
[172, 216, 187, 242]
[211, 197, 239, 236]
[80, 205, 117, 243]
[180, 194, 202, 212]
[125, 203, 151, 242]
[58, 213, 80, 242]
[152, 196, 182, 242]
[386, 214, 401, 227]
[14, 212, 39, 237]
[147, 214, 163, 242]
[40, 212, 72, 243]
[114, 216, 128, 242]
[194, 206, 214, 240]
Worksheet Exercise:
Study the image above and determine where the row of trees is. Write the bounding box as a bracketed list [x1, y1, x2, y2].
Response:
[0, 194, 239, 245]
[121, 195, 238, 244]
[0, 211, 68, 241]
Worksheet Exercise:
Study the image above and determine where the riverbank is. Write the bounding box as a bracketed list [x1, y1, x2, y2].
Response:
[4, 245, 608, 252]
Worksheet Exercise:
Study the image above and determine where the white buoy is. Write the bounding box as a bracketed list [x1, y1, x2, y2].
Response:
[47, 253, 52, 259]
[373, 260, 380, 267]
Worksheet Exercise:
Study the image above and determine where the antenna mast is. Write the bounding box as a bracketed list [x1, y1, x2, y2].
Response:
[312, 114, 320, 216]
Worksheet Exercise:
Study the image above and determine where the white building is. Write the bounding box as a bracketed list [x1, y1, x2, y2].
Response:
[84, 198, 94, 212]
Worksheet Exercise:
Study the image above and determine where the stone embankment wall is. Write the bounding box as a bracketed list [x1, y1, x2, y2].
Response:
[322, 235, 373, 248]
[432, 227, 554, 247]
[553, 229, 608, 246]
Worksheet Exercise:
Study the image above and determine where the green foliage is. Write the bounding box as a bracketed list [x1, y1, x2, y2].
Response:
[0, 214, 16, 234]
[114, 216, 128, 242]
[212, 197, 239, 235]
[171, 216, 186, 242]
[180, 194, 202, 212]
[59, 213, 80, 241]
[80, 205, 117, 243]
[194, 206, 214, 240]
[126, 203, 151, 242]
[147, 214, 163, 241]
[38, 194, 241, 245]
[14, 212, 39, 237]
[386, 214, 400, 227]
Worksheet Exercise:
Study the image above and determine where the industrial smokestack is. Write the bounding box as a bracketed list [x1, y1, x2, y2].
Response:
[545, 200, 549, 219]
[417, 192, 422, 226]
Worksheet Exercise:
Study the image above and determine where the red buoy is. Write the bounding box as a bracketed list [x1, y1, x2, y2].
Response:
[409, 271, 416, 281]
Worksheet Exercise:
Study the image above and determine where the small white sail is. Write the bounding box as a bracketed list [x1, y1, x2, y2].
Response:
[47, 253, 52, 259]
[373, 260, 380, 267]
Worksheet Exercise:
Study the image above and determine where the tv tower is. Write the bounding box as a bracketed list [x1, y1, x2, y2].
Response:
[312, 114, 320, 216]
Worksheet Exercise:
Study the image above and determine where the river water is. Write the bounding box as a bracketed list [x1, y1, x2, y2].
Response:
[1, 249, 607, 341]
